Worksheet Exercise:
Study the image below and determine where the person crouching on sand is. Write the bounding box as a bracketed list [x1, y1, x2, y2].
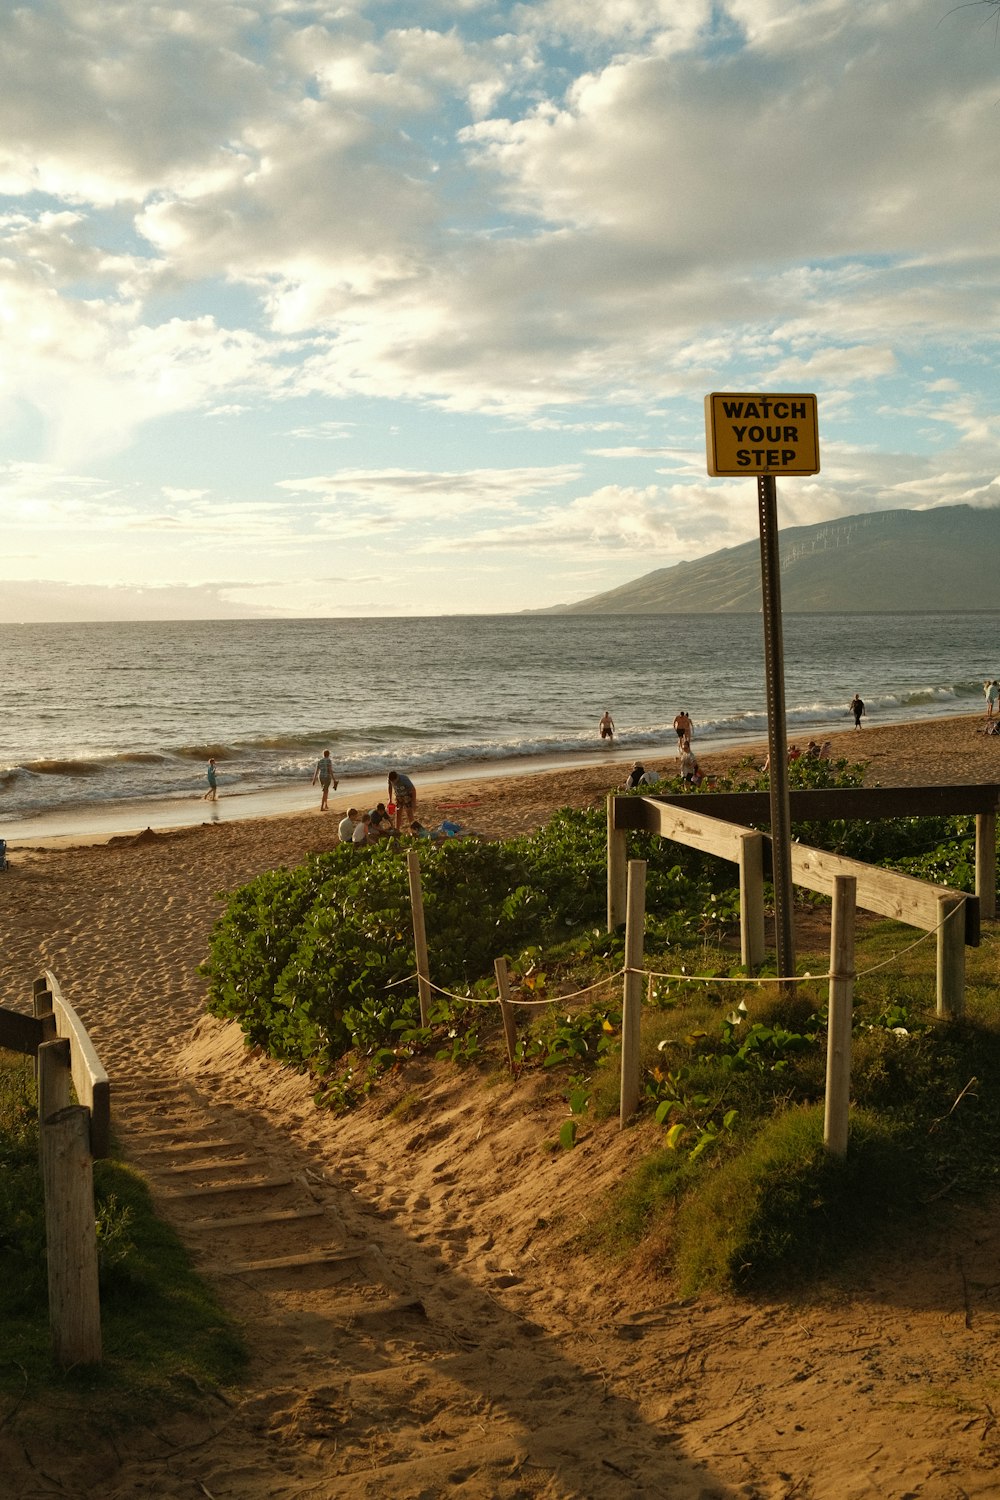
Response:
[387, 770, 417, 830]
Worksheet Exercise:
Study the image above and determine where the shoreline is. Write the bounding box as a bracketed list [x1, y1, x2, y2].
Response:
[5, 709, 997, 855]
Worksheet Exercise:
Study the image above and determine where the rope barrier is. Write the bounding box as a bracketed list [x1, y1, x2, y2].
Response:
[385, 890, 971, 1011]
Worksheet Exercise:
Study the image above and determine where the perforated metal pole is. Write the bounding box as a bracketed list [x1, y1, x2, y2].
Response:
[757, 474, 796, 988]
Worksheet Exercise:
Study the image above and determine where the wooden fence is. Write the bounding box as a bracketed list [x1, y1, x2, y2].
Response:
[0, 971, 109, 1367]
[614, 857, 861, 1155]
[609, 787, 985, 1018]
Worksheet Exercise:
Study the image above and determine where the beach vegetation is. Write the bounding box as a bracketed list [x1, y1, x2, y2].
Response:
[203, 755, 1000, 1292]
[0, 1051, 246, 1408]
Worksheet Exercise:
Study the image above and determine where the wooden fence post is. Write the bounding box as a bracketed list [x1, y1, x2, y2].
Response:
[493, 958, 519, 1074]
[619, 859, 647, 1128]
[39, 1104, 102, 1367]
[738, 830, 766, 972]
[406, 850, 432, 1028]
[607, 796, 627, 931]
[824, 875, 856, 1158]
[33, 978, 55, 1044]
[37, 1037, 72, 1126]
[975, 811, 996, 922]
[936, 893, 966, 1019]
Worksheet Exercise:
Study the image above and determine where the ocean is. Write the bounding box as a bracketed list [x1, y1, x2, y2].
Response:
[1, 613, 998, 838]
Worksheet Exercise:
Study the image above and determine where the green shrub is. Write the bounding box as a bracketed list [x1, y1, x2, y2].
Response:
[204, 807, 736, 1073]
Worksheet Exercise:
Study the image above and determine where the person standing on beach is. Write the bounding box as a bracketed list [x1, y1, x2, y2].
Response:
[312, 749, 339, 811]
[203, 758, 218, 800]
[673, 710, 693, 753]
[849, 694, 865, 728]
[985, 681, 999, 720]
[387, 769, 417, 830]
[599, 710, 616, 742]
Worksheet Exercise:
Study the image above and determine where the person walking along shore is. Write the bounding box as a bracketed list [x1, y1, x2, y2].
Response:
[312, 749, 339, 811]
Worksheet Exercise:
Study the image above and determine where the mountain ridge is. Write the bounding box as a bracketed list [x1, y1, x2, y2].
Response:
[538, 505, 1000, 614]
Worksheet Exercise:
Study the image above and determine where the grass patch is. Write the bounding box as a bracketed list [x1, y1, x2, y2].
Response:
[583, 918, 1000, 1292]
[673, 1104, 915, 1292]
[0, 1051, 247, 1413]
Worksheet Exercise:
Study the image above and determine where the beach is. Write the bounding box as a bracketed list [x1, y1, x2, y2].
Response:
[2, 710, 999, 1497]
[8, 710, 1000, 857]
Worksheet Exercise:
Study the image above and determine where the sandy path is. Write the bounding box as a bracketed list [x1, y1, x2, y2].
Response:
[1, 715, 999, 1496]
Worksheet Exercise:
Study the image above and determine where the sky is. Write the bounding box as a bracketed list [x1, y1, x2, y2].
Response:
[2, 0, 1000, 620]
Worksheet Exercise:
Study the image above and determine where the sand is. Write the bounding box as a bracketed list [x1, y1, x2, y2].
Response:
[1, 713, 999, 1497]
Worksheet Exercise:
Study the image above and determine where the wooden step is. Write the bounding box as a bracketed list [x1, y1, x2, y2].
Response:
[151, 1156, 264, 1176]
[132, 1138, 240, 1155]
[319, 1439, 525, 1494]
[210, 1244, 372, 1275]
[162, 1174, 294, 1199]
[185, 1206, 326, 1232]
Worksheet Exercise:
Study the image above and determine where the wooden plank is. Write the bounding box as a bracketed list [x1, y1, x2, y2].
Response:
[977, 811, 996, 921]
[37, 1038, 72, 1122]
[789, 844, 967, 935]
[607, 795, 627, 930]
[494, 957, 518, 1074]
[407, 850, 432, 1028]
[151, 1156, 265, 1175]
[0, 1006, 46, 1056]
[185, 1206, 326, 1232]
[614, 801, 977, 945]
[40, 1105, 101, 1367]
[619, 860, 646, 1127]
[327, 1294, 426, 1323]
[738, 831, 766, 970]
[211, 1244, 371, 1275]
[42, 971, 111, 1159]
[824, 877, 856, 1159]
[131, 1138, 242, 1155]
[614, 783, 1000, 828]
[161, 1173, 294, 1199]
[318, 1439, 525, 1493]
[638, 799, 763, 861]
[937, 894, 966, 1018]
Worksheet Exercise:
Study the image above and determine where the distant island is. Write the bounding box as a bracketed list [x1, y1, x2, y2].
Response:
[538, 504, 1000, 614]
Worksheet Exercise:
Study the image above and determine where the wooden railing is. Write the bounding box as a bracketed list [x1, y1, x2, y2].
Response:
[608, 786, 986, 1019]
[0, 972, 109, 1367]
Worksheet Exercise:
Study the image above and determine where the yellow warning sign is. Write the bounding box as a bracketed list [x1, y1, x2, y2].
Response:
[705, 393, 820, 476]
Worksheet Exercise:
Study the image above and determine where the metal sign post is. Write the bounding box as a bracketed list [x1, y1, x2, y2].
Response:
[757, 473, 795, 986]
[704, 392, 821, 986]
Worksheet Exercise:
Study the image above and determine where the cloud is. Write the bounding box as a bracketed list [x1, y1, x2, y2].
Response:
[1, 1, 999, 617]
[0, 579, 279, 623]
[276, 463, 583, 524]
[0, 3, 270, 204]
